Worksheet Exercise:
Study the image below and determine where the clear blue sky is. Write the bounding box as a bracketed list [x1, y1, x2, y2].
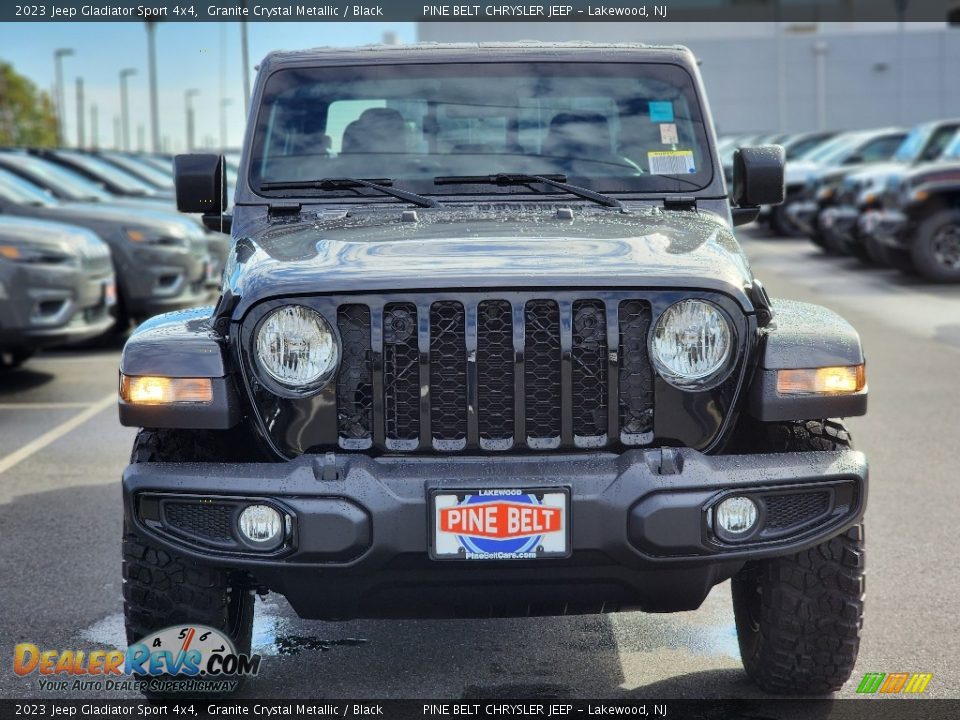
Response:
[0, 22, 416, 152]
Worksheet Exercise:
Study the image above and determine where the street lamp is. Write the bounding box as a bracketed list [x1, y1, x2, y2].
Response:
[144, 21, 161, 153]
[240, 0, 251, 112]
[75, 77, 85, 148]
[220, 98, 233, 151]
[53, 48, 74, 146]
[185, 89, 200, 152]
[119, 68, 137, 152]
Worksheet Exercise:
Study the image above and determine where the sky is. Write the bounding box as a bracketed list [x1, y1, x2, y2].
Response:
[0, 22, 417, 152]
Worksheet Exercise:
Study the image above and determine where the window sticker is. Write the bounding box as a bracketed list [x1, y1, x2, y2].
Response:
[660, 123, 678, 145]
[648, 150, 696, 174]
[648, 101, 674, 123]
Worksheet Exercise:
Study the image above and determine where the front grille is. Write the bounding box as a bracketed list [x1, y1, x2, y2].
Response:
[763, 492, 830, 530]
[334, 294, 657, 453]
[163, 502, 234, 544]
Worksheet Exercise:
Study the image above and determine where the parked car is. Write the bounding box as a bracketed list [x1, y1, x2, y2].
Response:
[30, 148, 175, 201]
[861, 132, 960, 282]
[819, 119, 960, 260]
[93, 150, 177, 193]
[0, 168, 212, 326]
[118, 43, 869, 696]
[0, 216, 115, 366]
[0, 152, 229, 290]
[784, 128, 908, 244]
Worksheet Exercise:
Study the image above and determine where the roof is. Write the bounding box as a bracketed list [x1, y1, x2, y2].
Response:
[257, 41, 698, 73]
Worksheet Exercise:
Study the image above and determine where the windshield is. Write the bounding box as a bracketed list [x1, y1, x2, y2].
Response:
[0, 155, 114, 201]
[0, 168, 58, 206]
[942, 131, 960, 160]
[893, 124, 932, 163]
[250, 62, 714, 197]
[53, 151, 157, 194]
[100, 153, 175, 189]
[801, 133, 862, 164]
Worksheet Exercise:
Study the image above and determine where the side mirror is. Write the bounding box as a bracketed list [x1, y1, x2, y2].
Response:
[174, 154, 226, 214]
[732, 145, 785, 208]
[844, 154, 864, 165]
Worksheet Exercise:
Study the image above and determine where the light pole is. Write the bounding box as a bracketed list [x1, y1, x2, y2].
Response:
[185, 89, 200, 152]
[220, 98, 233, 151]
[119, 68, 137, 152]
[91, 104, 98, 150]
[53, 48, 74, 146]
[240, 1, 251, 112]
[145, 21, 161, 153]
[75, 77, 85, 148]
[813, 40, 829, 131]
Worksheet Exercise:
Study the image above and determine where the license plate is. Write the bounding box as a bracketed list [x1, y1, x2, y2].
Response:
[431, 489, 569, 561]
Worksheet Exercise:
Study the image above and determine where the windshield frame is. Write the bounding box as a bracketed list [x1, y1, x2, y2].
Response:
[246, 60, 718, 202]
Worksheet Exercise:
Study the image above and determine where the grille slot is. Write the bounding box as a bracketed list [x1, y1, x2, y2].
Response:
[763, 492, 830, 530]
[571, 300, 608, 443]
[430, 301, 468, 449]
[382, 302, 420, 449]
[618, 300, 654, 444]
[336, 304, 373, 448]
[476, 300, 515, 449]
[524, 300, 562, 446]
[163, 502, 234, 544]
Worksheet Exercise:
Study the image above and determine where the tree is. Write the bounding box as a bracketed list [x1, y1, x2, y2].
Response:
[0, 61, 59, 147]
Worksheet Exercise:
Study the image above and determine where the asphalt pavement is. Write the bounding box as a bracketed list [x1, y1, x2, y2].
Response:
[1, 226, 959, 700]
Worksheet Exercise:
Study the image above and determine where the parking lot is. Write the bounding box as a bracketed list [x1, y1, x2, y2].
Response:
[2, 226, 958, 700]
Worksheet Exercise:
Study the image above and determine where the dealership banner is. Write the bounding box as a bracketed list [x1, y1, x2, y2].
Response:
[3, 700, 960, 719]
[4, 0, 960, 22]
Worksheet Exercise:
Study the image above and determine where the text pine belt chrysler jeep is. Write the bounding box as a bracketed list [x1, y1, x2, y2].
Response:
[118, 43, 869, 695]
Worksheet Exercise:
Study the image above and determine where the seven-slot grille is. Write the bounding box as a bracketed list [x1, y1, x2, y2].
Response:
[335, 296, 655, 452]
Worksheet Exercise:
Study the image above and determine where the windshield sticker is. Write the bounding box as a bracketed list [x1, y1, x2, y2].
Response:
[660, 123, 679, 145]
[649, 101, 675, 123]
[648, 150, 696, 175]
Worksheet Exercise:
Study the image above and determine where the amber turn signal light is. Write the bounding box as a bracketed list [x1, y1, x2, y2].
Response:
[777, 365, 866, 395]
[120, 375, 213, 405]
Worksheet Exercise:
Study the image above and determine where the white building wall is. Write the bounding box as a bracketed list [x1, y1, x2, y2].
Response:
[416, 23, 960, 134]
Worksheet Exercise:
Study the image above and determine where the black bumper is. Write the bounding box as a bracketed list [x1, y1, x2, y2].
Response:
[123, 448, 867, 619]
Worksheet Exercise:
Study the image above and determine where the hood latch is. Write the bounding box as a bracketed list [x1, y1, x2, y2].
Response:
[663, 196, 697, 211]
[268, 201, 302, 217]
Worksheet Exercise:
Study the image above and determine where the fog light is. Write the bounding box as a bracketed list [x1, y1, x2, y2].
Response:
[238, 505, 284, 547]
[715, 497, 758, 536]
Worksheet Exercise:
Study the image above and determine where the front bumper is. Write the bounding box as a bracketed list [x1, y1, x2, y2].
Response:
[819, 206, 860, 244]
[862, 209, 911, 249]
[124, 447, 867, 619]
[786, 200, 820, 235]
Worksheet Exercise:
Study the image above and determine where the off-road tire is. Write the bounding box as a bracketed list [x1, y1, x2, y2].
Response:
[730, 420, 865, 695]
[910, 209, 960, 283]
[123, 428, 256, 696]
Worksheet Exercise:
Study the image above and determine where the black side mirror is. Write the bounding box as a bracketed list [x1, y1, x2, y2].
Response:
[174, 154, 226, 214]
[732, 145, 785, 208]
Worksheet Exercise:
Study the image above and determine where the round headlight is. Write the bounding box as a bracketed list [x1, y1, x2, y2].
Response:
[255, 305, 339, 390]
[651, 300, 733, 388]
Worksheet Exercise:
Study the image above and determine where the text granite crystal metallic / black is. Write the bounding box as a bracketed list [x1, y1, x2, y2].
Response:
[116, 43, 870, 695]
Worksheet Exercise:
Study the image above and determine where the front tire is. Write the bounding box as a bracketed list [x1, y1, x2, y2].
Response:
[730, 420, 865, 694]
[911, 209, 960, 283]
[123, 429, 256, 695]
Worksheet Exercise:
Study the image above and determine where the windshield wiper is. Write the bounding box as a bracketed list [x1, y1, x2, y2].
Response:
[260, 177, 439, 209]
[434, 173, 624, 210]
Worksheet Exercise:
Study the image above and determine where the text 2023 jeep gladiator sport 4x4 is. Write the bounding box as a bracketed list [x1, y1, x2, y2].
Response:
[118, 43, 868, 694]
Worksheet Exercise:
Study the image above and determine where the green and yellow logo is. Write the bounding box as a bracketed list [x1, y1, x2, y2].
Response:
[856, 672, 933, 694]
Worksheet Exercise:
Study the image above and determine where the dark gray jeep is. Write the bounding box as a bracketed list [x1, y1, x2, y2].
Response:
[118, 43, 869, 694]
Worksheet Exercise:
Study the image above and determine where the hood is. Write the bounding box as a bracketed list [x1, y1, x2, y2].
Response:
[51, 202, 203, 237]
[784, 160, 824, 187]
[0, 216, 109, 260]
[225, 205, 756, 316]
[902, 159, 960, 186]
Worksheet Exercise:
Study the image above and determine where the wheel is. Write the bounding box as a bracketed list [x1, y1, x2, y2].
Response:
[123, 429, 256, 696]
[769, 204, 805, 238]
[0, 348, 34, 369]
[864, 235, 895, 266]
[730, 420, 865, 695]
[911, 209, 960, 283]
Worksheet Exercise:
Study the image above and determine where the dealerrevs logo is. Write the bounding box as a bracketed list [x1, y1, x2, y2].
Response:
[14, 625, 260, 693]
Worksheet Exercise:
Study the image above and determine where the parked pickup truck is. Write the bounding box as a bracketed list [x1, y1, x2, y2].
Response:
[117, 42, 869, 695]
